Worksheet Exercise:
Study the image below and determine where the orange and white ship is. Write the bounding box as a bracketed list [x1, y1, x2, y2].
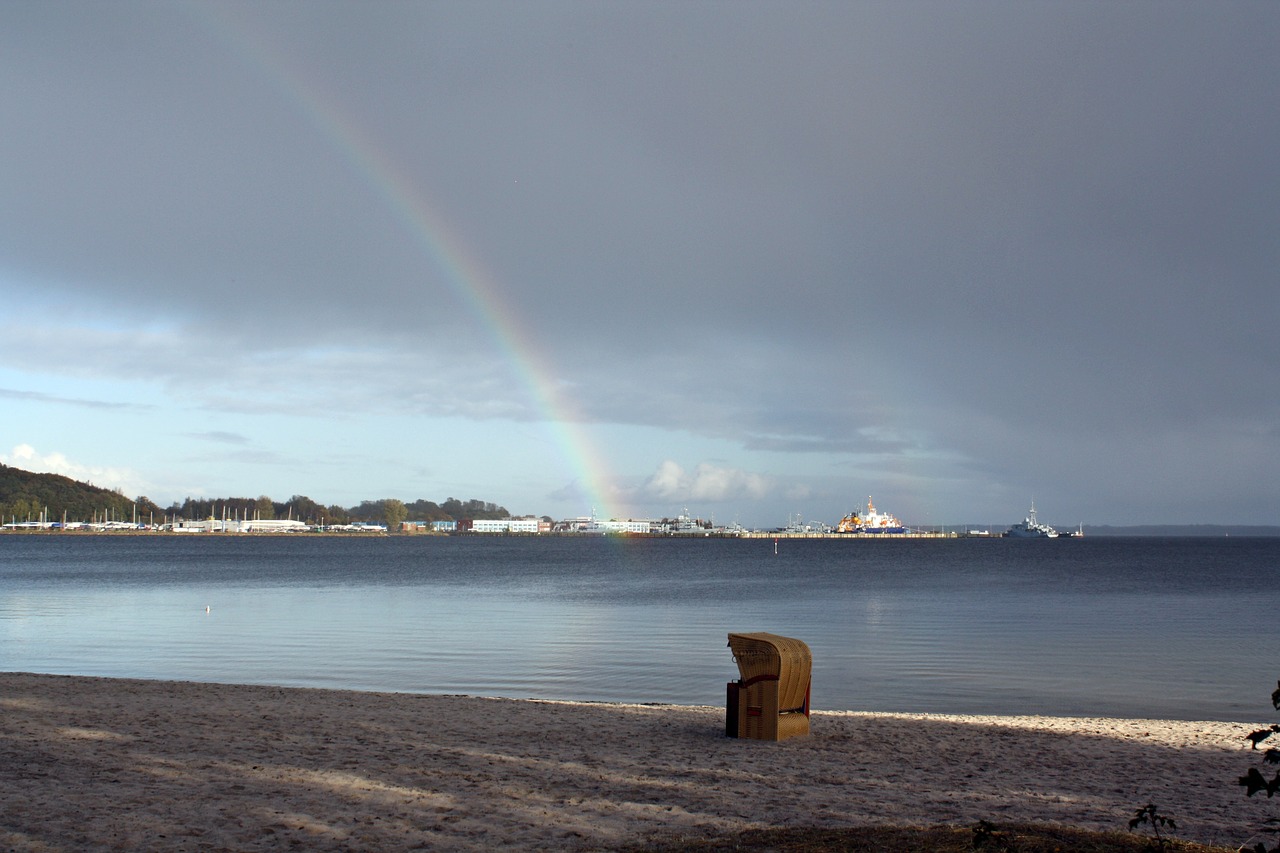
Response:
[837, 497, 906, 534]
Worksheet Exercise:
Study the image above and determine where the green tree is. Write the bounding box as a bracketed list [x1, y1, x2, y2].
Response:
[14, 497, 36, 521]
[135, 496, 165, 526]
[255, 496, 275, 520]
[287, 495, 323, 523]
[440, 497, 510, 521]
[347, 500, 385, 522]
[383, 498, 408, 531]
[405, 499, 446, 520]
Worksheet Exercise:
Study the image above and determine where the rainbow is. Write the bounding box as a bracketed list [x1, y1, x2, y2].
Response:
[195, 8, 627, 522]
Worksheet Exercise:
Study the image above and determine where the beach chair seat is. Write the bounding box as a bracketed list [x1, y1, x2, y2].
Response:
[726, 632, 811, 741]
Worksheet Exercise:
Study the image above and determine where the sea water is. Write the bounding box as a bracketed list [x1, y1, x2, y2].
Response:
[1, 534, 1276, 721]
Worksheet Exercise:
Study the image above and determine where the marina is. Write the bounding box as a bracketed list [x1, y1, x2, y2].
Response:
[1, 494, 1007, 539]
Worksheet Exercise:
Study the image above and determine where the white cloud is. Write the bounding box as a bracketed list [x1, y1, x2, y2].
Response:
[642, 460, 685, 499]
[2, 443, 148, 498]
[641, 460, 771, 503]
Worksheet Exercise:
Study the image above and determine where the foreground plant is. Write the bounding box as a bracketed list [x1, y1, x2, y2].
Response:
[1238, 680, 1280, 853]
[1129, 803, 1176, 851]
[972, 819, 1017, 851]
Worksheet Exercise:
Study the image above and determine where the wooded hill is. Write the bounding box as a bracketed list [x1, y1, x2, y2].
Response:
[0, 464, 141, 524]
[0, 464, 511, 526]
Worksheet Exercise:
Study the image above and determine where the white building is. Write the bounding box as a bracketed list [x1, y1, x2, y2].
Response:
[591, 519, 654, 534]
[239, 519, 309, 533]
[470, 517, 543, 533]
[171, 518, 309, 533]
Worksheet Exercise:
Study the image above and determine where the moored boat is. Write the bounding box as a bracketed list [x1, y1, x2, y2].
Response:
[1004, 502, 1058, 538]
[837, 497, 906, 534]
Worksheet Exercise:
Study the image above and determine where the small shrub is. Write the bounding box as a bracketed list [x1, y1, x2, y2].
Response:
[1238, 680, 1280, 853]
[1129, 803, 1176, 851]
[972, 819, 1017, 851]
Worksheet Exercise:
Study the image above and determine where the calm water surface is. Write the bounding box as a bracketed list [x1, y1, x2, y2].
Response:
[2, 535, 1276, 721]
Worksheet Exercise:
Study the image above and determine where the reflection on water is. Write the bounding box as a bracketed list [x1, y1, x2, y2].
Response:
[1, 535, 1277, 720]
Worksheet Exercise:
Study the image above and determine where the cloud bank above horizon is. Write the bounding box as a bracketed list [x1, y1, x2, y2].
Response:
[1, 2, 1277, 526]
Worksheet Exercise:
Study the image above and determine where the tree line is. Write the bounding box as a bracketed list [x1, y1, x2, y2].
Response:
[0, 464, 511, 528]
[0, 464, 137, 524]
[164, 496, 511, 528]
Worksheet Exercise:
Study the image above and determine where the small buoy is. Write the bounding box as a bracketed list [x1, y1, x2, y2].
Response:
[205, 605, 211, 613]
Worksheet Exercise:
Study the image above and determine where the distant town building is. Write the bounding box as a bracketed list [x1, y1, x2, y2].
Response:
[401, 520, 458, 533]
[170, 518, 308, 533]
[591, 519, 654, 534]
[469, 517, 545, 534]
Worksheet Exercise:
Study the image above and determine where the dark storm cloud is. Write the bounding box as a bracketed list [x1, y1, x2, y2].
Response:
[1, 1, 1277, 522]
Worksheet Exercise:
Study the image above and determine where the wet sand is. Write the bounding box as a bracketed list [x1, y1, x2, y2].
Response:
[0, 673, 1264, 850]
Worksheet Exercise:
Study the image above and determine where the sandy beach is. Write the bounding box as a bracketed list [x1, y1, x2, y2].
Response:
[0, 673, 1265, 851]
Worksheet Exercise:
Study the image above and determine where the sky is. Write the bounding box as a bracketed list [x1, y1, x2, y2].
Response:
[1, 1, 1277, 529]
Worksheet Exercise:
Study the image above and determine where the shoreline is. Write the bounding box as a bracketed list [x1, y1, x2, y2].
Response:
[1, 672, 1264, 850]
[0, 528, 961, 538]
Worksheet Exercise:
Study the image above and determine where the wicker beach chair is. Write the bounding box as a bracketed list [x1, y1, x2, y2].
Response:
[726, 632, 811, 741]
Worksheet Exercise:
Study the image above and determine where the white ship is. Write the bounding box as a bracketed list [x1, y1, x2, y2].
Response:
[837, 497, 906, 534]
[1005, 502, 1059, 538]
